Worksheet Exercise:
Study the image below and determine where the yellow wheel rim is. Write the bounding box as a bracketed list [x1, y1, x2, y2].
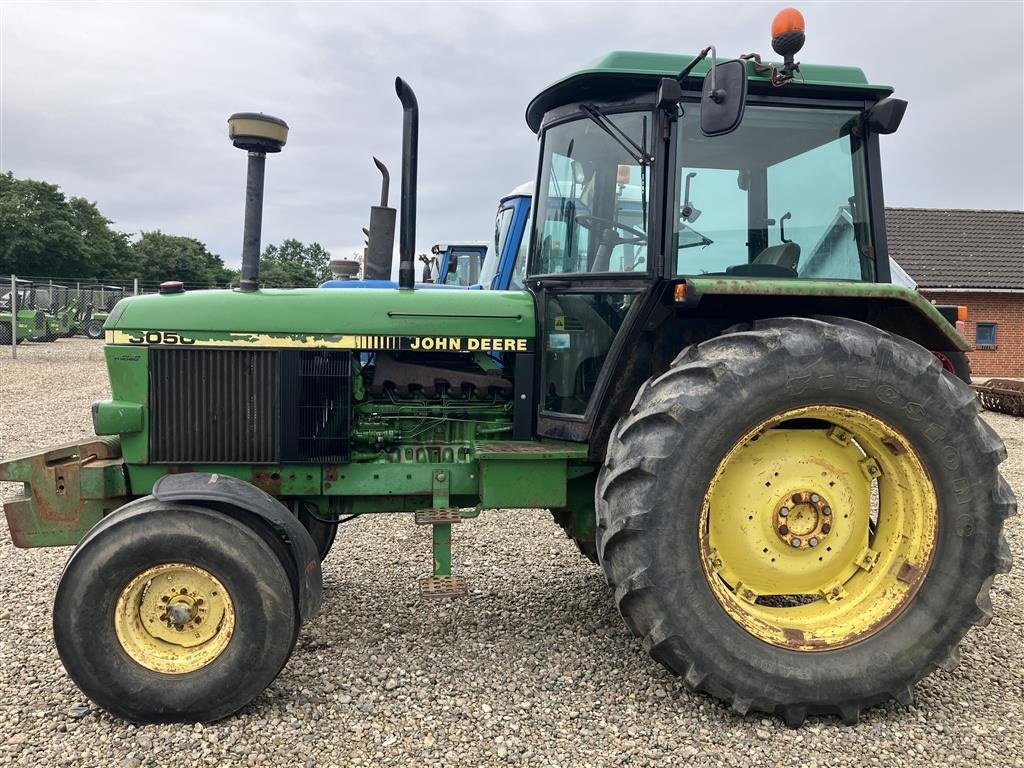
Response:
[700, 405, 938, 651]
[114, 563, 235, 673]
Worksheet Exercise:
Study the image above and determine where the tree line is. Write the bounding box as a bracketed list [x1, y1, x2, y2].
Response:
[0, 172, 335, 288]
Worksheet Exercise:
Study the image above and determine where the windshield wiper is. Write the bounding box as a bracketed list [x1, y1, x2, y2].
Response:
[579, 104, 652, 167]
[579, 104, 652, 224]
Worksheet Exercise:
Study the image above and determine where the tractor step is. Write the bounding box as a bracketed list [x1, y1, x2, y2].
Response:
[414, 507, 463, 525]
[419, 575, 468, 598]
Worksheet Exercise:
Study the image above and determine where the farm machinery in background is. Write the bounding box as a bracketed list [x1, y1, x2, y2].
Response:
[0, 8, 1014, 729]
[79, 284, 130, 339]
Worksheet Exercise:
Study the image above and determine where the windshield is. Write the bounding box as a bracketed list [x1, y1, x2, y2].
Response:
[443, 248, 485, 286]
[480, 206, 515, 289]
[673, 104, 874, 281]
[531, 110, 652, 276]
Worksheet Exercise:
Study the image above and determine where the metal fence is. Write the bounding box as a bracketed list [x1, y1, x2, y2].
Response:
[2, 274, 153, 358]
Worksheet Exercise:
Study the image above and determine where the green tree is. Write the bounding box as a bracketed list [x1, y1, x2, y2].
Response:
[131, 231, 234, 287]
[259, 239, 332, 287]
[0, 171, 132, 278]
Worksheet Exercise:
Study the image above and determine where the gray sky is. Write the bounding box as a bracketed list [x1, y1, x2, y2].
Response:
[2, 1, 1022, 273]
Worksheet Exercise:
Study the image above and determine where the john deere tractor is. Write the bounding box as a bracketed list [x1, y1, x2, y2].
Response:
[0, 10, 1013, 726]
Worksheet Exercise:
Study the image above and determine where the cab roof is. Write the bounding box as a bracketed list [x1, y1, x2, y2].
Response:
[526, 50, 893, 132]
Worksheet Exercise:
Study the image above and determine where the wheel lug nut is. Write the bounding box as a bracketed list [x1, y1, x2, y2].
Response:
[791, 538, 802, 547]
[811, 494, 820, 503]
[808, 537, 819, 547]
[779, 507, 789, 517]
[822, 524, 831, 534]
[778, 525, 789, 536]
[823, 507, 832, 516]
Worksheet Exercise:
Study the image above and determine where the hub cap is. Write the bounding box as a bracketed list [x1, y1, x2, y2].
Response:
[700, 405, 938, 651]
[114, 563, 235, 673]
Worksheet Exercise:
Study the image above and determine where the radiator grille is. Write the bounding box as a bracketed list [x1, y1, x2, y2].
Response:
[149, 347, 352, 465]
[280, 350, 352, 463]
[151, 348, 280, 463]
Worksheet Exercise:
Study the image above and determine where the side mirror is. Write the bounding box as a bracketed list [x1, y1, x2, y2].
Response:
[866, 97, 908, 135]
[701, 60, 748, 137]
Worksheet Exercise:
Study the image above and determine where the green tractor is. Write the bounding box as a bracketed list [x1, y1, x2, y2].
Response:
[0, 279, 48, 344]
[31, 283, 85, 339]
[0, 11, 1014, 726]
[80, 284, 129, 339]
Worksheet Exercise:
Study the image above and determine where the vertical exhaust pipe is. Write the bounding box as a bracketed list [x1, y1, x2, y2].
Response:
[395, 77, 418, 290]
[228, 112, 289, 292]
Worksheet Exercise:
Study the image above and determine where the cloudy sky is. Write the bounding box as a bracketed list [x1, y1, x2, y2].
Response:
[2, 1, 1022, 274]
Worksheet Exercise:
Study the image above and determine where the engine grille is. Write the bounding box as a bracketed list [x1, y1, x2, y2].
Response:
[150, 348, 350, 464]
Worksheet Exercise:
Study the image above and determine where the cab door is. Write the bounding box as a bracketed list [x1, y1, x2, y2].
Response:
[526, 107, 667, 442]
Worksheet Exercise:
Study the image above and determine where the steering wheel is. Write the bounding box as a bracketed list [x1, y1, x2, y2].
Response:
[575, 214, 647, 246]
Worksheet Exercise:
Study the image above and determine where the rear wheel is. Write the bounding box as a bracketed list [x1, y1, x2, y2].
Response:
[298, 505, 338, 561]
[54, 500, 297, 722]
[597, 317, 1014, 726]
[84, 319, 105, 339]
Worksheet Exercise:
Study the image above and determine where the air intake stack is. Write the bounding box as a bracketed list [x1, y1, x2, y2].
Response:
[228, 112, 289, 292]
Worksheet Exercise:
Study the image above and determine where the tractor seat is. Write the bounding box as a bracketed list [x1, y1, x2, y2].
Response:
[752, 242, 801, 270]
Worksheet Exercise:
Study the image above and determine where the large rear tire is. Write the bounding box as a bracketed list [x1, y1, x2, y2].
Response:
[53, 500, 298, 723]
[596, 317, 1014, 726]
[298, 505, 338, 562]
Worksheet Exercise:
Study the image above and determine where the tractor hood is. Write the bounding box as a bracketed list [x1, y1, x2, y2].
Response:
[105, 287, 536, 350]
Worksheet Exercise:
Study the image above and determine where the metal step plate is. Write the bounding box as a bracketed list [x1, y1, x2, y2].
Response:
[419, 575, 469, 598]
[414, 507, 463, 525]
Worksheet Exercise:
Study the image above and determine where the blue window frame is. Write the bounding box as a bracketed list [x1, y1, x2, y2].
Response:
[975, 322, 997, 346]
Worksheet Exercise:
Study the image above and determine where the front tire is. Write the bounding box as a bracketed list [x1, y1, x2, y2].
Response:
[84, 319, 104, 339]
[54, 500, 298, 723]
[597, 317, 1014, 726]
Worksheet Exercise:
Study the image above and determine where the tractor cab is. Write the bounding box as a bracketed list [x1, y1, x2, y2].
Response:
[480, 182, 533, 290]
[422, 241, 489, 285]
[522, 30, 908, 422]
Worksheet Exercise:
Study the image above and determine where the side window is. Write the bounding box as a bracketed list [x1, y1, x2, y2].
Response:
[768, 137, 864, 280]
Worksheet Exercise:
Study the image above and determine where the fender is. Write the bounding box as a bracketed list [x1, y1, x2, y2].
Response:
[151, 473, 322, 623]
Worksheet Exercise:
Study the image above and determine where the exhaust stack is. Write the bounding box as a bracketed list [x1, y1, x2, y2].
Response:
[395, 78, 418, 290]
[228, 112, 288, 292]
[364, 157, 396, 281]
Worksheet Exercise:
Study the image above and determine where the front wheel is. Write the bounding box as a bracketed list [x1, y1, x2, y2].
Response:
[597, 317, 1014, 726]
[53, 500, 298, 722]
[84, 319, 105, 339]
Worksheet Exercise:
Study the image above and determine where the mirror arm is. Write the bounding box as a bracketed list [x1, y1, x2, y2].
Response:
[677, 45, 714, 83]
[780, 212, 792, 244]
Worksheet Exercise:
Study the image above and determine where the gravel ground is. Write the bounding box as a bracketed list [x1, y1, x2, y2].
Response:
[1, 338, 1022, 768]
